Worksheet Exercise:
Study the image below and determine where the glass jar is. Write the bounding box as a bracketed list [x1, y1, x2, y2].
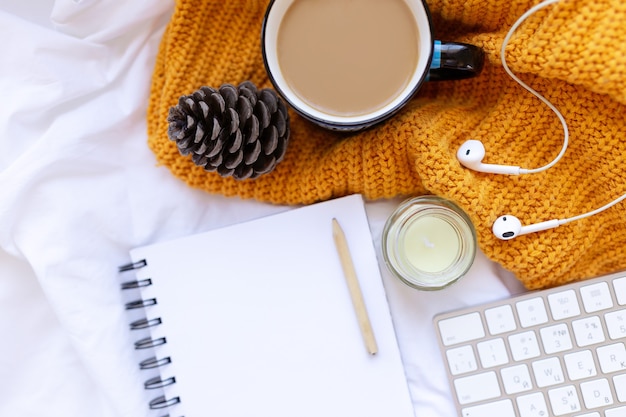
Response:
[382, 196, 476, 290]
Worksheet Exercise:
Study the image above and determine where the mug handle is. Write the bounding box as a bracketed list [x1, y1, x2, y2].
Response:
[427, 41, 485, 81]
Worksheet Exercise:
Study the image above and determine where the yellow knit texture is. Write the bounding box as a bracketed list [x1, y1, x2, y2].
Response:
[147, 0, 626, 289]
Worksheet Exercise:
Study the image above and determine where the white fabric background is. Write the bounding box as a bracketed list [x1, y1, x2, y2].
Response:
[0, 1, 523, 416]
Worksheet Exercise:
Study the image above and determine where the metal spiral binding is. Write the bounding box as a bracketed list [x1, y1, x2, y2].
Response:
[118, 259, 147, 272]
[119, 258, 181, 413]
[130, 317, 162, 330]
[140, 356, 172, 369]
[150, 395, 181, 410]
[121, 278, 152, 290]
[145, 375, 177, 390]
[125, 298, 157, 310]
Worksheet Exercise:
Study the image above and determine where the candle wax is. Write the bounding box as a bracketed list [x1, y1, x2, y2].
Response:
[402, 216, 460, 273]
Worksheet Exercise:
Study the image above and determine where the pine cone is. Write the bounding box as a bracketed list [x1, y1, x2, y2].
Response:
[167, 81, 290, 180]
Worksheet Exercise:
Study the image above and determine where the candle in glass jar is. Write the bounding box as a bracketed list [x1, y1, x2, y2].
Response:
[382, 196, 476, 290]
[402, 216, 461, 273]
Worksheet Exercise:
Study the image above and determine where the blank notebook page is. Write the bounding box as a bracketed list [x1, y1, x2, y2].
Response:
[130, 194, 415, 417]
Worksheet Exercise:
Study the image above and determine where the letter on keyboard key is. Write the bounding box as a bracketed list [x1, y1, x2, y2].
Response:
[548, 385, 581, 415]
[580, 378, 613, 409]
[597, 342, 626, 373]
[564, 349, 597, 380]
[438, 312, 485, 346]
[501, 364, 533, 394]
[532, 357, 565, 387]
[516, 392, 549, 417]
[453, 371, 500, 404]
[461, 399, 515, 417]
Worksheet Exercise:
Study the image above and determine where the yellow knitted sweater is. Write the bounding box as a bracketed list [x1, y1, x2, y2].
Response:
[147, 0, 626, 289]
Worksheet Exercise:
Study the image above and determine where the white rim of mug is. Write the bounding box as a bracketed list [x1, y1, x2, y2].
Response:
[382, 196, 477, 290]
[261, 0, 434, 127]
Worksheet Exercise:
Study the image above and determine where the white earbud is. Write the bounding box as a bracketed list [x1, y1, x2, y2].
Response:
[492, 215, 561, 240]
[457, 0, 569, 176]
[457, 140, 525, 175]
[493, 190, 626, 240]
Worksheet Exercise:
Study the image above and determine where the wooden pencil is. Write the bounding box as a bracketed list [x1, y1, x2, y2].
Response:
[332, 218, 378, 355]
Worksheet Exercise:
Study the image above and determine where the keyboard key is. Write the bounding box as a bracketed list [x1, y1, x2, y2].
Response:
[605, 405, 626, 417]
[548, 385, 582, 415]
[564, 349, 597, 380]
[477, 338, 509, 368]
[580, 282, 613, 313]
[597, 342, 626, 373]
[461, 399, 516, 417]
[446, 345, 478, 376]
[453, 371, 500, 405]
[516, 297, 549, 328]
[605, 309, 626, 340]
[485, 304, 517, 335]
[532, 357, 565, 387]
[580, 378, 613, 409]
[614, 277, 626, 305]
[501, 364, 533, 394]
[548, 289, 581, 320]
[613, 374, 626, 402]
[438, 312, 485, 346]
[572, 316, 605, 347]
[540, 323, 573, 354]
[574, 413, 600, 417]
[509, 331, 541, 361]
[516, 392, 549, 417]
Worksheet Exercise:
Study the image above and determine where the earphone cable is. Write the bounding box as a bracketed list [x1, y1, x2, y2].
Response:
[501, 0, 569, 174]
[560, 192, 626, 225]
[505, 0, 626, 225]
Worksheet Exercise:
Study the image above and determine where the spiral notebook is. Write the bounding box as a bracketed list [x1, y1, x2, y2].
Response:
[118, 194, 415, 417]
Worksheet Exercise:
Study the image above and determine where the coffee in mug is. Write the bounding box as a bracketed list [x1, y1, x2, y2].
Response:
[262, 0, 484, 131]
[277, 0, 419, 118]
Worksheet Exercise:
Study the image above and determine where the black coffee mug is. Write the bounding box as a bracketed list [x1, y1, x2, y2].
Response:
[262, 0, 484, 131]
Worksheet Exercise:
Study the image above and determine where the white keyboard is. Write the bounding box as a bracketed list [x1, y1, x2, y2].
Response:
[434, 270, 626, 417]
